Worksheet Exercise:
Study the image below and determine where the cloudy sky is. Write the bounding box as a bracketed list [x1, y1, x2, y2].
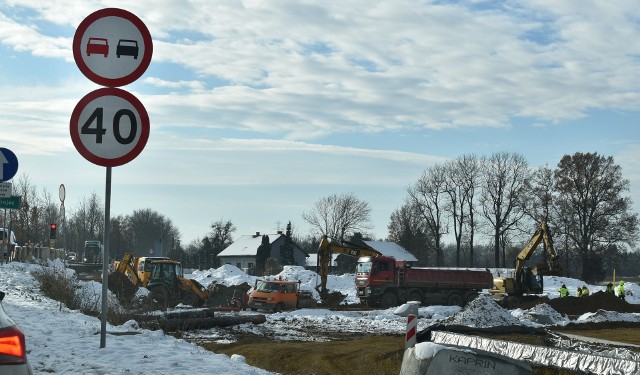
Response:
[1, 1, 639, 246]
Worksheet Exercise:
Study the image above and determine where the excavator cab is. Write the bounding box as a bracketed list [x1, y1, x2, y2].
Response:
[147, 260, 209, 308]
[518, 267, 543, 295]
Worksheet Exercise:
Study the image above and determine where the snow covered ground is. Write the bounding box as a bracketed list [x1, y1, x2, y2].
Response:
[1, 260, 639, 374]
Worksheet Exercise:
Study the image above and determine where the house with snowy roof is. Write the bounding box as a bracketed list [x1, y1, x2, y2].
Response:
[217, 231, 308, 274]
[305, 240, 417, 271]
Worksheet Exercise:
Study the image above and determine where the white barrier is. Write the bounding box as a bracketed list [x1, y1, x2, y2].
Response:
[9, 246, 64, 263]
[406, 314, 417, 349]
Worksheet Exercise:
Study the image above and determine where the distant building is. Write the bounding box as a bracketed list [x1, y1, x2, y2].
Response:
[306, 240, 417, 272]
[362, 240, 418, 263]
[217, 231, 308, 274]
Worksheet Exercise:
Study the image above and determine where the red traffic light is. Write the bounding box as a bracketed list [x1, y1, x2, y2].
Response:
[51, 224, 57, 229]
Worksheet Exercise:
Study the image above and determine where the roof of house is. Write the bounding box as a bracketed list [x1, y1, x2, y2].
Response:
[363, 240, 418, 262]
[218, 233, 309, 257]
[306, 241, 418, 265]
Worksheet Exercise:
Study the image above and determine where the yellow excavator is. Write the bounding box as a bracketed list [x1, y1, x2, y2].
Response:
[316, 235, 381, 299]
[490, 220, 562, 306]
[111, 253, 211, 308]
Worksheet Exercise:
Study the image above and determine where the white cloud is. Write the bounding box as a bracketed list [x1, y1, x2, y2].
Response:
[143, 77, 205, 91]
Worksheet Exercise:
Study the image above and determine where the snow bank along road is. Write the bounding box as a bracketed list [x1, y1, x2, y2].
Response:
[2, 261, 640, 374]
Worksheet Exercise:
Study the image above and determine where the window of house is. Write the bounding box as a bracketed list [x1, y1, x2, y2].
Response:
[248, 262, 254, 269]
[236, 262, 242, 268]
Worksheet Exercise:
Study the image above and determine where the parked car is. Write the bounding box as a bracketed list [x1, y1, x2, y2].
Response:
[0, 291, 32, 374]
[66, 252, 77, 262]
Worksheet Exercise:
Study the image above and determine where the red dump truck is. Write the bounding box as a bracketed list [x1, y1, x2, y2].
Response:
[355, 256, 494, 308]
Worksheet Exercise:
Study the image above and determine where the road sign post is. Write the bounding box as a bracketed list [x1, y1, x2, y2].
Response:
[72, 7, 152, 349]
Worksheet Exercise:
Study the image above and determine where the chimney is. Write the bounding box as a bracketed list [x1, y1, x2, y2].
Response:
[254, 231, 261, 238]
[277, 230, 283, 235]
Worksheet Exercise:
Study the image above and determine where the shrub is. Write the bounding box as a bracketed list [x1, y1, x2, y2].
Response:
[32, 266, 81, 310]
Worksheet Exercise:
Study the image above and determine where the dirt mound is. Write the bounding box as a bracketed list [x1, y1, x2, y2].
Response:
[205, 282, 251, 308]
[107, 272, 139, 302]
[319, 291, 347, 308]
[546, 291, 640, 316]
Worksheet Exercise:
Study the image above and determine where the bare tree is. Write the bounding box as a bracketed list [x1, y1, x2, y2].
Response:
[459, 154, 482, 267]
[554, 152, 639, 280]
[443, 155, 481, 267]
[12, 175, 39, 244]
[302, 192, 372, 241]
[408, 164, 448, 267]
[205, 218, 236, 269]
[523, 164, 556, 263]
[123, 208, 178, 258]
[479, 152, 530, 268]
[387, 200, 431, 265]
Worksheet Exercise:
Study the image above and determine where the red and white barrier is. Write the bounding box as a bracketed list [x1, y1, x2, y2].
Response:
[405, 313, 417, 349]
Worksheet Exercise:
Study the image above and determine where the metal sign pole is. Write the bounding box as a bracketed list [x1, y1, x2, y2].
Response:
[100, 167, 111, 348]
[2, 208, 6, 263]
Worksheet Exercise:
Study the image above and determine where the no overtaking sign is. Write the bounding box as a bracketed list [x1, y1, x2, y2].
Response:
[73, 8, 153, 87]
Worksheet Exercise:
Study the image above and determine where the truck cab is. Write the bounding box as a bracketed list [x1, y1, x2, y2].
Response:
[248, 280, 304, 312]
[355, 256, 397, 305]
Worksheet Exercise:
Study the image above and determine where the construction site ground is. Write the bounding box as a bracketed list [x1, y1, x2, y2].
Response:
[191, 292, 640, 375]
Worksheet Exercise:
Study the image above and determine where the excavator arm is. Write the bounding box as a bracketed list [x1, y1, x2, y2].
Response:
[316, 235, 381, 297]
[113, 252, 142, 286]
[514, 221, 561, 285]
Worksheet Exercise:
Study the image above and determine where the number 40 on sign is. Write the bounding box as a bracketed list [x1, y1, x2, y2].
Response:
[69, 87, 150, 168]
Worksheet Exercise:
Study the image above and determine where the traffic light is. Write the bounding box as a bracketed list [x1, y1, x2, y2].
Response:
[50, 223, 57, 239]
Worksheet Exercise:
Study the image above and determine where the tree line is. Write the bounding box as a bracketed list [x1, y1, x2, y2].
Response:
[385, 151, 639, 281]
[2, 151, 638, 281]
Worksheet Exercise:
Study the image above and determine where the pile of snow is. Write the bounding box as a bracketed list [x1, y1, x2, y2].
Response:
[445, 294, 522, 328]
[0, 262, 274, 374]
[190, 264, 255, 287]
[512, 303, 570, 327]
[576, 310, 640, 323]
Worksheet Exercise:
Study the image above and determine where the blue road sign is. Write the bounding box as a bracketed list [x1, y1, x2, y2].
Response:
[0, 148, 19, 182]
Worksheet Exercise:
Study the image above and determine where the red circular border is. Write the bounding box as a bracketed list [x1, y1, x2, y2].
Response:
[73, 8, 153, 87]
[70, 88, 150, 167]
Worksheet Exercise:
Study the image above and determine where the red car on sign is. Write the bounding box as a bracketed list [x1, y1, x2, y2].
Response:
[86, 37, 108, 57]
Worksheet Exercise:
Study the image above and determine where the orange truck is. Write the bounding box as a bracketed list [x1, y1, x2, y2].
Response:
[248, 279, 315, 312]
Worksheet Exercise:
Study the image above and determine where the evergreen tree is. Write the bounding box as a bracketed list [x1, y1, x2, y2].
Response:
[256, 234, 271, 275]
[281, 221, 295, 265]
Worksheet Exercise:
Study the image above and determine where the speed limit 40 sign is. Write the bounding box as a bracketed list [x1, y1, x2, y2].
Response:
[70, 88, 150, 167]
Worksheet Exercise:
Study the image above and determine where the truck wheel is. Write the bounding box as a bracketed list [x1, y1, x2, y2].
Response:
[274, 302, 284, 313]
[447, 292, 464, 307]
[380, 292, 397, 308]
[407, 290, 423, 304]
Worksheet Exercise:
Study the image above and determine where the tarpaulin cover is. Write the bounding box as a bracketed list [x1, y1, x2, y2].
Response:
[431, 331, 640, 375]
[546, 331, 640, 362]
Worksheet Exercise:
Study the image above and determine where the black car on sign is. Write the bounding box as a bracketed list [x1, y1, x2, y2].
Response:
[0, 291, 32, 374]
[116, 39, 139, 59]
